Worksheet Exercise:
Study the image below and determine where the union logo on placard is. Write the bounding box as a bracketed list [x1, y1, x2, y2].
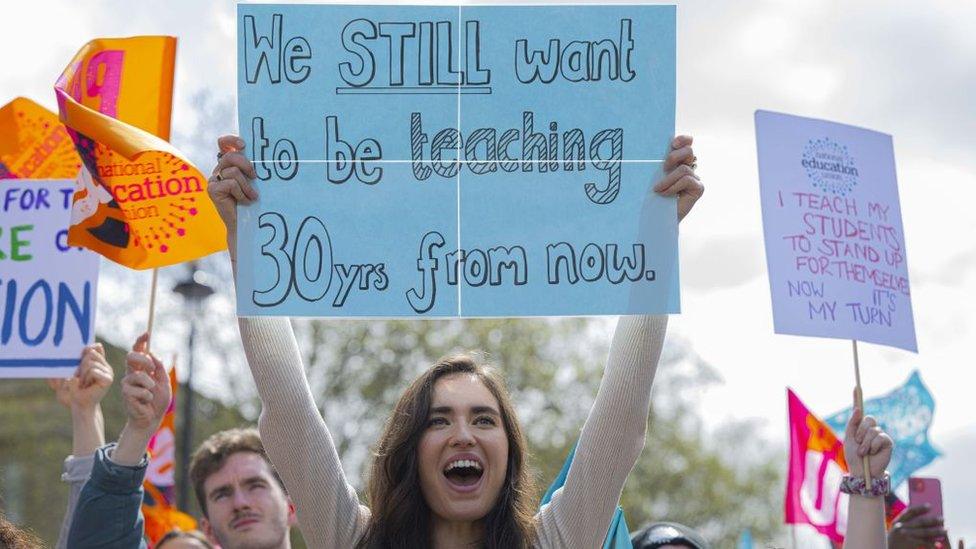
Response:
[801, 138, 858, 196]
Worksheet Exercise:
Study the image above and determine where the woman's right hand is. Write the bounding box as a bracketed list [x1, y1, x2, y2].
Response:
[209, 135, 259, 259]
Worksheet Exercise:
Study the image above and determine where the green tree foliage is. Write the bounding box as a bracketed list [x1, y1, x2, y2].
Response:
[621, 336, 784, 545]
[286, 317, 604, 482]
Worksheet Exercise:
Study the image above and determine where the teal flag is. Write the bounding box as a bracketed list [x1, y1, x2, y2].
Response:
[542, 443, 631, 549]
[825, 370, 940, 489]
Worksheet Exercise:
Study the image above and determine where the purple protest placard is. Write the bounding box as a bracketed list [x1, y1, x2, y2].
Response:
[755, 110, 917, 352]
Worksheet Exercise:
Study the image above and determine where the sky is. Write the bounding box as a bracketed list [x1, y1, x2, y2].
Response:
[2, 0, 974, 545]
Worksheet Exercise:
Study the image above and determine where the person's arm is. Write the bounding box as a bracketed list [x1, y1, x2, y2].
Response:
[114, 332, 172, 466]
[536, 315, 667, 547]
[67, 333, 170, 549]
[238, 317, 371, 548]
[50, 343, 114, 549]
[536, 136, 703, 547]
[212, 135, 371, 548]
[66, 444, 149, 549]
[842, 406, 894, 549]
[48, 344, 113, 456]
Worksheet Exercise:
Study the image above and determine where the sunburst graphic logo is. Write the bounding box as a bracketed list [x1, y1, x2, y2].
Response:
[68, 138, 219, 269]
[0, 99, 82, 179]
[801, 137, 859, 196]
[91, 146, 204, 255]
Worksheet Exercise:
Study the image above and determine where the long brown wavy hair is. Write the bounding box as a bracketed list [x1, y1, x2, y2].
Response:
[356, 354, 538, 549]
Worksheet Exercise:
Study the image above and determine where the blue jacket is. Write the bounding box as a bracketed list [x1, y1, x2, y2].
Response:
[66, 443, 149, 549]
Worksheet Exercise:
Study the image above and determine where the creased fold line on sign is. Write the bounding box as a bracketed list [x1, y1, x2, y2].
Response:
[54, 36, 226, 270]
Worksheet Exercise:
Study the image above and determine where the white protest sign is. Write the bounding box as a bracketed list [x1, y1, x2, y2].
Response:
[1, 180, 100, 377]
[756, 110, 917, 352]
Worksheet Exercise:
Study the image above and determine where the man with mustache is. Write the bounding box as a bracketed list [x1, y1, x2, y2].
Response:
[190, 428, 297, 549]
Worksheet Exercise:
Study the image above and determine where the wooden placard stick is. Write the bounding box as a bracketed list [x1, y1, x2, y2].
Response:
[146, 268, 159, 353]
[852, 339, 871, 484]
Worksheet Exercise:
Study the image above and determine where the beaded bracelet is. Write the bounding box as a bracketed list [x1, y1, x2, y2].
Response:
[839, 472, 891, 497]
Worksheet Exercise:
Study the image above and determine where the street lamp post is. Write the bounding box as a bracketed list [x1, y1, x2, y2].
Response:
[173, 262, 214, 512]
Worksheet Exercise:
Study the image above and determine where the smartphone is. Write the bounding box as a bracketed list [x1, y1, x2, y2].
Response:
[908, 477, 944, 518]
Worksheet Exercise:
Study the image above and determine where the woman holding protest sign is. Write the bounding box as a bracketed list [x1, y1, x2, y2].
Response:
[209, 135, 708, 548]
[210, 133, 891, 549]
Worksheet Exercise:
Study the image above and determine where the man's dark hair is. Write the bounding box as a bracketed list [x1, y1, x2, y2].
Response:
[188, 427, 286, 517]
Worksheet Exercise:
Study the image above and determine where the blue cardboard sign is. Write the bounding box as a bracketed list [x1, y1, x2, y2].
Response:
[0, 180, 99, 378]
[756, 111, 917, 351]
[237, 4, 677, 317]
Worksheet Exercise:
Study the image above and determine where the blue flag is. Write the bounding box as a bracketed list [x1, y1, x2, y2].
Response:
[738, 529, 754, 549]
[542, 443, 631, 549]
[824, 370, 941, 489]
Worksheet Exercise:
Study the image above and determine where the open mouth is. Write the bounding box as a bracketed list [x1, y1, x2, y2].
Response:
[443, 458, 484, 489]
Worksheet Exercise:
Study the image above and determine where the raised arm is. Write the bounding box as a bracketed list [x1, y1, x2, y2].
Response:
[536, 136, 703, 547]
[50, 343, 114, 549]
[67, 333, 169, 549]
[536, 315, 667, 547]
[211, 136, 370, 548]
[842, 405, 893, 549]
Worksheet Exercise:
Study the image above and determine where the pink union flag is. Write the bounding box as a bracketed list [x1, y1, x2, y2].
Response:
[785, 389, 849, 542]
[785, 389, 908, 544]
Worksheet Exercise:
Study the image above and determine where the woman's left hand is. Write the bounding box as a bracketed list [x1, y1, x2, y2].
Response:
[654, 135, 704, 222]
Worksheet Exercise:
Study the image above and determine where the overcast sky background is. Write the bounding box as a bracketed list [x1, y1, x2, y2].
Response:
[2, 0, 974, 545]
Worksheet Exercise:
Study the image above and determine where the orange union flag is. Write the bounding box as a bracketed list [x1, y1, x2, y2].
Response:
[0, 97, 81, 179]
[54, 36, 225, 269]
[142, 363, 198, 545]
